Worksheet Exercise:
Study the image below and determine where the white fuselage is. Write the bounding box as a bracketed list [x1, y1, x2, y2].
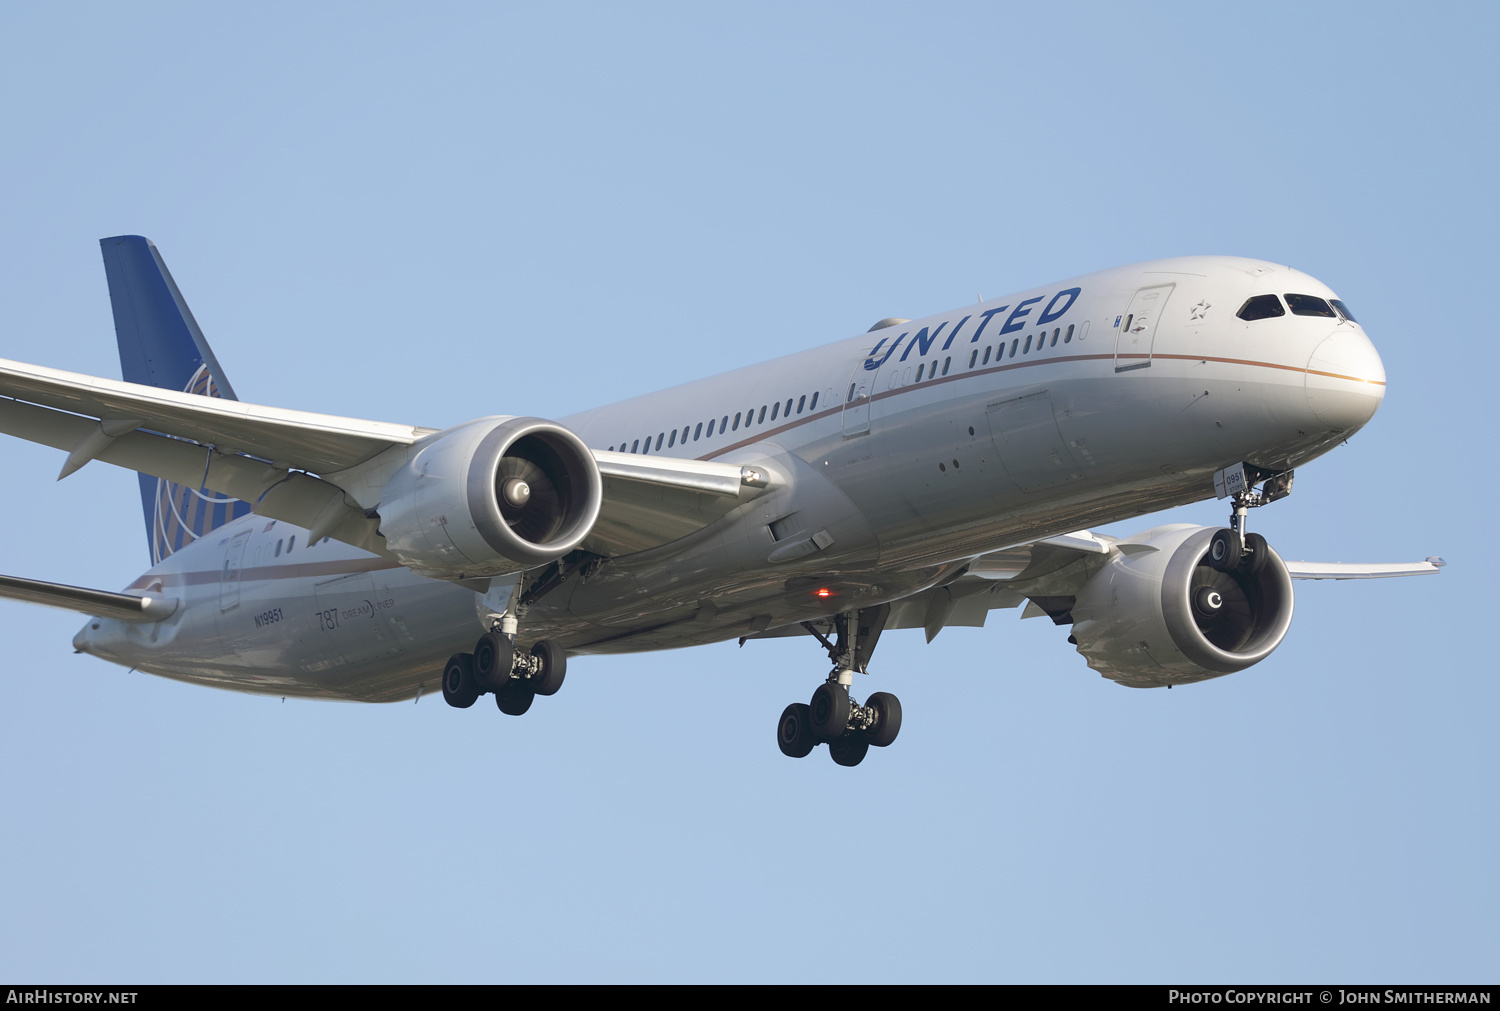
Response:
[75, 256, 1386, 700]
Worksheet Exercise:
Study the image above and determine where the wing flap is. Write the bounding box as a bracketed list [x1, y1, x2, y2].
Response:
[584, 451, 771, 556]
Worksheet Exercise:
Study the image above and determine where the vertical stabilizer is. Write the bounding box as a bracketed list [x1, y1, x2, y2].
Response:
[99, 236, 252, 564]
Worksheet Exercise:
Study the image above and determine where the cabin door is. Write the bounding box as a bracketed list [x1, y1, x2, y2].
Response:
[1113, 284, 1174, 372]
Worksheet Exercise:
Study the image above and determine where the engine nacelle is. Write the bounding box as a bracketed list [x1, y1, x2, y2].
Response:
[1069, 524, 1295, 688]
[377, 417, 603, 580]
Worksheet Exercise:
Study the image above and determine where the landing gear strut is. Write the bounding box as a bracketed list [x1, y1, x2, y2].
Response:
[775, 604, 901, 768]
[1209, 463, 1293, 575]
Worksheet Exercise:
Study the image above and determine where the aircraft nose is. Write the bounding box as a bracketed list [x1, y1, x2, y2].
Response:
[1305, 328, 1386, 433]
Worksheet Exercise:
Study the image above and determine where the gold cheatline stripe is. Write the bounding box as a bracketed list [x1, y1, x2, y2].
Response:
[692, 350, 1383, 461]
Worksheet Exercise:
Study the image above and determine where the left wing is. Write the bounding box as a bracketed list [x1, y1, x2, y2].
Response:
[0, 358, 765, 560]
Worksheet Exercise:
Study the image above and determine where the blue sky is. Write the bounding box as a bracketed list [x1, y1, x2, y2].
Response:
[0, 1, 1493, 983]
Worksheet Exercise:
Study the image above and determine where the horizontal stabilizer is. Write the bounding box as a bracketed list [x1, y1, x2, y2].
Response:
[0, 572, 178, 622]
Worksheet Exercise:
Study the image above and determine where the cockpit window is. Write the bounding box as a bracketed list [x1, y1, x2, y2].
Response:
[1285, 293, 1337, 318]
[1236, 294, 1285, 321]
[1330, 299, 1358, 323]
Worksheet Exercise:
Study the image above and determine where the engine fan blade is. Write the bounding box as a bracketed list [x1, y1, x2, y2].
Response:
[497, 454, 563, 543]
[1191, 564, 1259, 651]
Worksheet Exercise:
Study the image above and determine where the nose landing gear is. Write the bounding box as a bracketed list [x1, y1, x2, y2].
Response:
[1209, 463, 1293, 575]
[775, 605, 900, 768]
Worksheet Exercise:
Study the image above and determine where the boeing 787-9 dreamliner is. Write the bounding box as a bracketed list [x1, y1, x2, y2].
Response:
[0, 237, 1440, 767]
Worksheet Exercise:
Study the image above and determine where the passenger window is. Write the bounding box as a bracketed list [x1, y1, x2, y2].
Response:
[288, 536, 295, 552]
[706, 420, 715, 438]
[809, 392, 819, 411]
[1023, 335, 1032, 354]
[732, 413, 741, 431]
[275, 539, 283, 557]
[655, 433, 664, 451]
[1009, 339, 1018, 358]
[969, 350, 978, 368]
[915, 364, 925, 382]
[981, 346, 991, 365]
[1236, 295, 1285, 321]
[785, 398, 793, 415]
[721, 414, 729, 431]
[1286, 293, 1337, 317]
[694, 423, 702, 441]
[942, 357, 951, 375]
[682, 425, 690, 442]
[758, 406, 767, 424]
[771, 402, 780, 421]
[1330, 299, 1358, 323]
[848, 383, 856, 402]
[1065, 324, 1074, 343]
[1052, 327, 1060, 347]
[632, 439, 640, 452]
[797, 395, 806, 413]
[668, 430, 676, 448]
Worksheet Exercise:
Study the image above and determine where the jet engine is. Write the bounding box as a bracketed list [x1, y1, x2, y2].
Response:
[377, 417, 603, 580]
[1068, 524, 1294, 687]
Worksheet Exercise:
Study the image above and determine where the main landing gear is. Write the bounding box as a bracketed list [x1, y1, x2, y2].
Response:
[440, 612, 567, 717]
[776, 604, 901, 768]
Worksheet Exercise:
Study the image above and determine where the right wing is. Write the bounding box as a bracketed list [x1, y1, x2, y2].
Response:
[766, 533, 1446, 643]
[1283, 558, 1445, 579]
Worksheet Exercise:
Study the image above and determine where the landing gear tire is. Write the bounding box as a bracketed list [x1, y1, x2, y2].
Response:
[865, 691, 902, 747]
[473, 631, 514, 690]
[828, 734, 870, 767]
[809, 682, 850, 742]
[441, 653, 480, 709]
[1209, 528, 1243, 573]
[1242, 532, 1269, 576]
[494, 678, 535, 716]
[530, 639, 567, 696]
[777, 703, 817, 759]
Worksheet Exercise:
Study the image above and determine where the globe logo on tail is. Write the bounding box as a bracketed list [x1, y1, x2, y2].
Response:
[148, 364, 252, 565]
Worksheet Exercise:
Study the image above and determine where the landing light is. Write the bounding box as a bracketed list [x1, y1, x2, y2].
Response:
[815, 588, 834, 598]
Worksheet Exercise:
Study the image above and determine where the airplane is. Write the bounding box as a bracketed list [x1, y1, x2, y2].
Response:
[0, 236, 1441, 767]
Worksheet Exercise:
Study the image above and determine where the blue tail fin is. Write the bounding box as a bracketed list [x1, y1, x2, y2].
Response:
[99, 235, 252, 564]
